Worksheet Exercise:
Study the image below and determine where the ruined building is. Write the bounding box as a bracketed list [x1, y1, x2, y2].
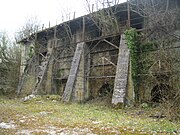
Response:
[17, 1, 180, 105]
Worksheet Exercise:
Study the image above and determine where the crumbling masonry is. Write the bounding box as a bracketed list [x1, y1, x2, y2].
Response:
[17, 2, 144, 104]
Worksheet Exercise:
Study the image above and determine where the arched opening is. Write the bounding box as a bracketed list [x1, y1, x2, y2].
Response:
[98, 82, 113, 97]
[151, 83, 170, 103]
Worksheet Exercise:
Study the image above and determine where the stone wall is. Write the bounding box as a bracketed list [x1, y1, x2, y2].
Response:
[88, 40, 119, 99]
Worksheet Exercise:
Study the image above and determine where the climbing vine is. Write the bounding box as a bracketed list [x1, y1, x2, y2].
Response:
[125, 28, 140, 101]
[29, 44, 35, 58]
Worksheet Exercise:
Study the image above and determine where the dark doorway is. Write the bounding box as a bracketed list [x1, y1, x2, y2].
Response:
[151, 84, 170, 102]
[98, 82, 113, 97]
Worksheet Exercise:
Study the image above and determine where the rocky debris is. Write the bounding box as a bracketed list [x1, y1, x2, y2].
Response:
[16, 127, 96, 135]
[21, 94, 37, 102]
[92, 121, 102, 124]
[0, 122, 16, 129]
[19, 120, 25, 123]
[58, 127, 97, 135]
[16, 129, 56, 135]
[39, 111, 53, 116]
[21, 95, 62, 102]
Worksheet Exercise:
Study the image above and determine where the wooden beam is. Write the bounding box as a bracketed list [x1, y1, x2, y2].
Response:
[92, 4, 94, 12]
[103, 39, 119, 49]
[85, 40, 102, 56]
[103, 57, 117, 67]
[127, 0, 131, 27]
[54, 26, 57, 39]
[90, 48, 118, 54]
[90, 63, 116, 67]
[87, 76, 115, 79]
[73, 12, 76, 19]
[82, 17, 85, 41]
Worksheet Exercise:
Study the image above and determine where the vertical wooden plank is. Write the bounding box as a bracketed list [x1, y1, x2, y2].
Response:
[92, 4, 94, 12]
[127, 0, 131, 27]
[42, 24, 44, 30]
[54, 26, 57, 39]
[73, 12, 76, 19]
[82, 17, 85, 41]
[54, 26, 57, 48]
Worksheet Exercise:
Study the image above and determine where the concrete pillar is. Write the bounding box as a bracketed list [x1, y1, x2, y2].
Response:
[112, 34, 130, 105]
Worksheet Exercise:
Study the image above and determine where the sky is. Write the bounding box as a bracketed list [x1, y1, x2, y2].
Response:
[0, 0, 126, 38]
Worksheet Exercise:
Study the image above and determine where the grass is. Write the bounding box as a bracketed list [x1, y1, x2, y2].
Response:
[0, 95, 179, 134]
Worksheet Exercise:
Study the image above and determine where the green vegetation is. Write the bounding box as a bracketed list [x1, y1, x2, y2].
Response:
[125, 28, 140, 101]
[0, 96, 179, 134]
[0, 33, 21, 95]
[29, 44, 35, 58]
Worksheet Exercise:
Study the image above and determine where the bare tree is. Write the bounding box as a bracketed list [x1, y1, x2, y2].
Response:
[0, 32, 21, 95]
[15, 17, 40, 42]
[85, 0, 121, 36]
[15, 17, 41, 95]
[129, 0, 180, 120]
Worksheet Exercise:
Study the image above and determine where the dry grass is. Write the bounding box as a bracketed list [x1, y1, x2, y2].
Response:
[0, 96, 179, 135]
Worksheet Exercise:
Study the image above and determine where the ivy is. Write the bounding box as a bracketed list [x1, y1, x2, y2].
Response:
[125, 28, 140, 101]
[29, 44, 35, 58]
